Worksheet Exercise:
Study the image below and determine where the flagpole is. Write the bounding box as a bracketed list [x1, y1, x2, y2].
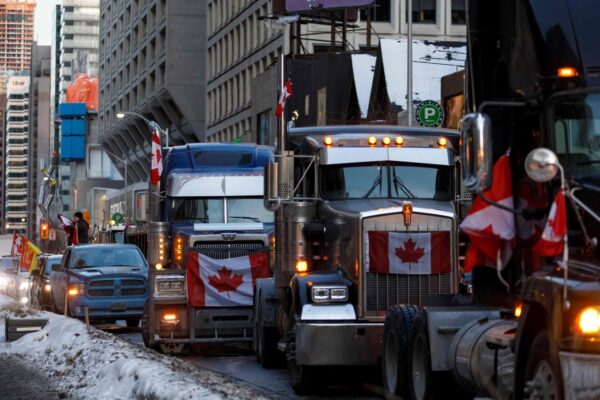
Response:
[407, 0, 413, 126]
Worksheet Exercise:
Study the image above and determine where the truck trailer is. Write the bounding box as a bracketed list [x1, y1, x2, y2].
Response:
[381, 1, 600, 399]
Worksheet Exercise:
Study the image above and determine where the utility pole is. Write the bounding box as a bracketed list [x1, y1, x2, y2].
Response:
[407, 0, 413, 126]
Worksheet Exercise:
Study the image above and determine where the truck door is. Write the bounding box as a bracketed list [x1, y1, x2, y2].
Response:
[50, 249, 71, 312]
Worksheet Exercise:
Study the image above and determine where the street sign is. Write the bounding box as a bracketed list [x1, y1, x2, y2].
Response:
[112, 213, 124, 224]
[415, 100, 445, 128]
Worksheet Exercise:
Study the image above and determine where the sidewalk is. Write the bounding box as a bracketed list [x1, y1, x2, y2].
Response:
[0, 354, 65, 399]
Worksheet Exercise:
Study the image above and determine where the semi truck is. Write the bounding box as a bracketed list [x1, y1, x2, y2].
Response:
[254, 124, 464, 393]
[381, 1, 600, 399]
[130, 143, 274, 352]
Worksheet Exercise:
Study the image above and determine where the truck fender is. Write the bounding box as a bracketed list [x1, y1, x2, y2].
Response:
[425, 307, 501, 372]
[254, 278, 277, 328]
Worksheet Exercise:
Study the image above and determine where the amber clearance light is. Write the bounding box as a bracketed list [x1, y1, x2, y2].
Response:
[368, 136, 377, 146]
[395, 136, 404, 146]
[382, 136, 391, 146]
[558, 67, 578, 78]
[323, 136, 334, 147]
[576, 307, 600, 335]
[514, 304, 522, 318]
[402, 201, 413, 226]
[438, 137, 448, 148]
[295, 258, 308, 273]
[163, 313, 177, 321]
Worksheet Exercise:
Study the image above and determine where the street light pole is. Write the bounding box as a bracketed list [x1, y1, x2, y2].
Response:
[116, 111, 169, 147]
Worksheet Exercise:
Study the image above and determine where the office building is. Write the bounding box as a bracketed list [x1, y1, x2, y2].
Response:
[4, 75, 29, 232]
[0, 0, 35, 73]
[98, 0, 206, 185]
[58, 0, 100, 101]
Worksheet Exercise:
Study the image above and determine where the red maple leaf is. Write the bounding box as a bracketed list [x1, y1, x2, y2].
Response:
[208, 267, 244, 296]
[395, 238, 425, 265]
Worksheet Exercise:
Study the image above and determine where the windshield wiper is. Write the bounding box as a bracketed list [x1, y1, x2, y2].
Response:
[363, 169, 383, 198]
[392, 168, 415, 198]
[228, 216, 261, 223]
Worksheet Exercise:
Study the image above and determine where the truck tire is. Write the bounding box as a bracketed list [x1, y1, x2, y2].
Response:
[523, 331, 563, 400]
[255, 293, 283, 368]
[288, 356, 319, 395]
[408, 310, 466, 400]
[382, 304, 418, 398]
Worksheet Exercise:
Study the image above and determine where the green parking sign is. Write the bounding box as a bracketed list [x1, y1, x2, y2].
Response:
[415, 100, 444, 128]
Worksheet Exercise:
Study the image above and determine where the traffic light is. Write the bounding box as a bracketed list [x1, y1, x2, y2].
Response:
[40, 223, 49, 240]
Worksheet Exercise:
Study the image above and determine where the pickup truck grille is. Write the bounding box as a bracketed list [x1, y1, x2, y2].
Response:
[193, 241, 266, 260]
[87, 277, 146, 297]
[366, 272, 451, 310]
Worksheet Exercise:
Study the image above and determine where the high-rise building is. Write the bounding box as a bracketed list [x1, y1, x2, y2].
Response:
[28, 43, 51, 240]
[4, 75, 29, 232]
[98, 0, 206, 184]
[59, 0, 100, 101]
[0, 0, 36, 73]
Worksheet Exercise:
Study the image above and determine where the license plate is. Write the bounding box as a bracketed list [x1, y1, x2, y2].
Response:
[110, 302, 126, 311]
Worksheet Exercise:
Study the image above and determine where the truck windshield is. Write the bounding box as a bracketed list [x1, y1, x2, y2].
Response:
[169, 197, 273, 223]
[549, 92, 600, 179]
[321, 162, 453, 200]
[71, 247, 145, 269]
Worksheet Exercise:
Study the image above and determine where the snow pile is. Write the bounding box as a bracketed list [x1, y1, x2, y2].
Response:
[0, 296, 268, 400]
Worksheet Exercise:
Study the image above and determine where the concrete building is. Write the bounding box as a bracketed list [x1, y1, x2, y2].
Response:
[205, 0, 284, 143]
[207, 0, 467, 144]
[98, 0, 206, 187]
[4, 75, 29, 232]
[28, 43, 51, 240]
[0, 0, 35, 73]
[58, 0, 100, 101]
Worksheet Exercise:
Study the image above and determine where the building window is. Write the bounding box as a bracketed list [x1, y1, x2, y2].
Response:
[406, 0, 436, 24]
[451, 0, 466, 25]
[360, 0, 391, 22]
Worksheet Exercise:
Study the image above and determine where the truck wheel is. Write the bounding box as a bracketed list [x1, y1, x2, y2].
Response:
[255, 293, 283, 368]
[382, 305, 418, 398]
[523, 331, 562, 400]
[288, 356, 318, 395]
[408, 311, 464, 400]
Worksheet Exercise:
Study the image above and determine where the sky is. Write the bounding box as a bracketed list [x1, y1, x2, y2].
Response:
[34, 0, 60, 46]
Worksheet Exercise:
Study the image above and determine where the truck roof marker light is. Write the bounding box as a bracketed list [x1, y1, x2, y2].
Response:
[558, 67, 578, 77]
[295, 258, 308, 273]
[438, 137, 448, 148]
[382, 136, 391, 146]
[323, 136, 333, 147]
[576, 306, 600, 335]
[368, 136, 377, 146]
[402, 201, 413, 226]
[395, 136, 404, 146]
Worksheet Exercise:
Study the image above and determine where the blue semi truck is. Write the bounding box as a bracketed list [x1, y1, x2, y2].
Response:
[125, 143, 274, 352]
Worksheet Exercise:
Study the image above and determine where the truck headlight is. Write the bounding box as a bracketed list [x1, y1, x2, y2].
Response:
[576, 306, 600, 335]
[311, 286, 348, 303]
[154, 275, 186, 297]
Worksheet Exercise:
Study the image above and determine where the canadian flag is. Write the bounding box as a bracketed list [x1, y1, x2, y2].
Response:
[150, 129, 162, 186]
[275, 78, 292, 118]
[58, 213, 78, 245]
[532, 191, 567, 257]
[460, 154, 515, 272]
[367, 231, 451, 275]
[10, 232, 22, 257]
[186, 252, 270, 307]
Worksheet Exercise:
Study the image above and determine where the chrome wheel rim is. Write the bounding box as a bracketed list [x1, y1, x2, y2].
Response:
[411, 334, 427, 400]
[526, 360, 558, 399]
[384, 330, 398, 392]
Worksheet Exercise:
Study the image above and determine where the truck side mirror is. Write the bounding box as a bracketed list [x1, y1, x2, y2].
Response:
[460, 113, 492, 193]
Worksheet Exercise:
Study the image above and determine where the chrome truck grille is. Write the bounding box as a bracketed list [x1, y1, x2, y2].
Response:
[362, 209, 457, 313]
[193, 240, 266, 259]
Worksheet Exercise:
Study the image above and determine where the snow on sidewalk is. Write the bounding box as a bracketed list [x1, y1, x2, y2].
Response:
[0, 295, 269, 400]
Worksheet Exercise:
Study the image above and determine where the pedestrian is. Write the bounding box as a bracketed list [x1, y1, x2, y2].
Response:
[73, 212, 90, 244]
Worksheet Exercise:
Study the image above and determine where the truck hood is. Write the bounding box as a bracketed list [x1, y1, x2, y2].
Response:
[323, 198, 455, 217]
[68, 266, 148, 281]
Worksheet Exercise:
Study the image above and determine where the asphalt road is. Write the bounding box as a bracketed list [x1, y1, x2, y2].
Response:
[108, 323, 383, 399]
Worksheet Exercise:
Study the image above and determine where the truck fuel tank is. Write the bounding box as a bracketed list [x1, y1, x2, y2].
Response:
[449, 317, 517, 399]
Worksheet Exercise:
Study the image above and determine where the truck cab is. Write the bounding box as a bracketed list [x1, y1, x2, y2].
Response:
[256, 125, 462, 393]
[141, 143, 274, 350]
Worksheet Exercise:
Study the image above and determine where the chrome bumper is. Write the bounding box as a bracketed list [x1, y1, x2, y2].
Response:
[560, 351, 600, 399]
[295, 322, 383, 366]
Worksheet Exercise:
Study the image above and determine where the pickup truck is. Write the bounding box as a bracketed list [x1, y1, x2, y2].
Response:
[50, 244, 148, 326]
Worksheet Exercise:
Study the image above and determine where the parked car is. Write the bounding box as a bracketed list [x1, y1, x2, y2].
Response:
[0, 256, 17, 297]
[49, 244, 148, 326]
[29, 254, 62, 310]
